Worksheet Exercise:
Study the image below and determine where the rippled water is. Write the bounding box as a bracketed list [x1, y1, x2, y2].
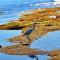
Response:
[0, 2, 55, 24]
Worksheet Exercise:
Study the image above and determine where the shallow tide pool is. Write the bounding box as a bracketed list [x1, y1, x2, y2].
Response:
[0, 30, 60, 60]
[0, 0, 60, 60]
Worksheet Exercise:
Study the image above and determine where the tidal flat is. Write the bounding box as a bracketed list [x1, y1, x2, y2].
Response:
[0, 7, 60, 60]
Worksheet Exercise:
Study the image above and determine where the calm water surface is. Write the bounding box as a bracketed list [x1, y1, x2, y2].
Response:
[0, 0, 60, 60]
[0, 30, 60, 60]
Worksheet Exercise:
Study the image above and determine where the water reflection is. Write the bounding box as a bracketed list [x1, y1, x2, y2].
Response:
[0, 1, 60, 60]
[0, 53, 31, 60]
[0, 30, 21, 46]
[31, 31, 60, 51]
[0, 30, 60, 60]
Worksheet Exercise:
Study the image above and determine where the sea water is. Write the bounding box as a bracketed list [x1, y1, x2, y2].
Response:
[0, 0, 60, 60]
[0, 30, 60, 60]
[0, 0, 55, 24]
